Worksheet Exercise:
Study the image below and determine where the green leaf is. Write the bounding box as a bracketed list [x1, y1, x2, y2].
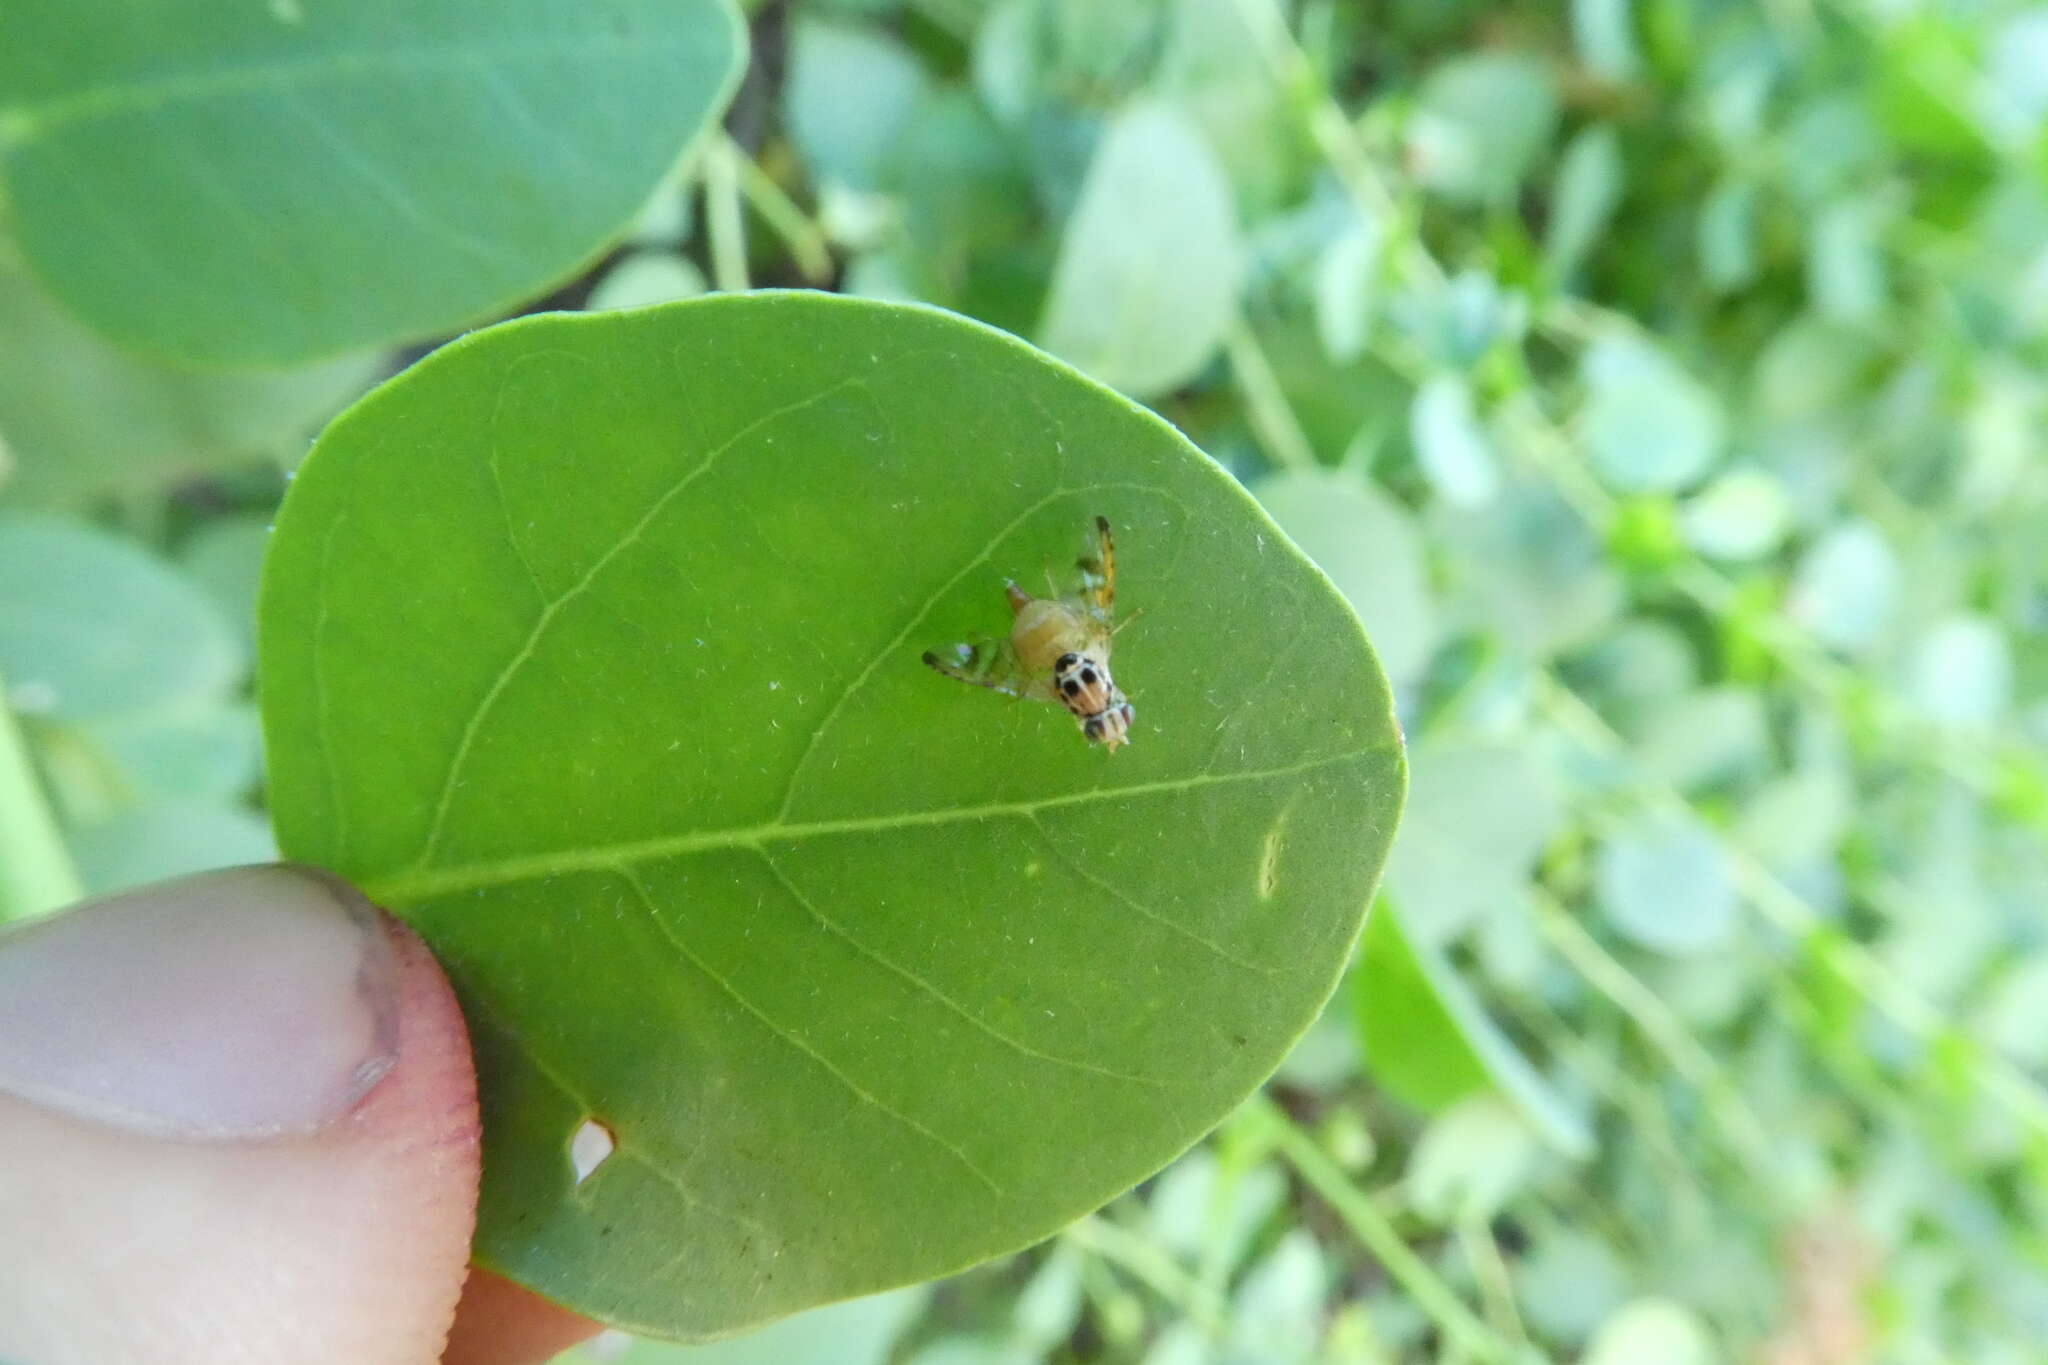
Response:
[1313, 215, 1387, 364]
[784, 18, 929, 194]
[0, 517, 242, 721]
[1405, 1093, 1539, 1224]
[0, 0, 744, 365]
[82, 702, 264, 803]
[67, 798, 277, 895]
[1225, 1230, 1328, 1360]
[1011, 1246, 1085, 1351]
[1696, 179, 1758, 294]
[1252, 471, 1437, 689]
[1409, 373, 1498, 507]
[1545, 125, 1623, 283]
[1580, 336, 1725, 493]
[257, 294, 1403, 1336]
[1786, 519, 1901, 653]
[1353, 899, 1591, 1155]
[0, 257, 376, 509]
[1807, 199, 1888, 322]
[1908, 615, 2012, 731]
[1582, 1297, 1715, 1365]
[1430, 479, 1622, 658]
[1982, 11, 2048, 143]
[1594, 810, 1736, 957]
[1627, 687, 1768, 792]
[1038, 101, 1244, 399]
[1382, 741, 1562, 944]
[1571, 0, 1641, 83]
[177, 512, 277, 655]
[587, 253, 710, 313]
[1518, 1226, 1628, 1344]
[1679, 470, 1790, 562]
[1145, 1148, 1285, 1273]
[1406, 53, 1559, 206]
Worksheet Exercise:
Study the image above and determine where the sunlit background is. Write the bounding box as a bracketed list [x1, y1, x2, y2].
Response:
[5, 1, 2048, 1361]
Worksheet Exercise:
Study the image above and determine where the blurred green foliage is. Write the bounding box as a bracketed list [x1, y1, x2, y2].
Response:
[4, 0, 2048, 1359]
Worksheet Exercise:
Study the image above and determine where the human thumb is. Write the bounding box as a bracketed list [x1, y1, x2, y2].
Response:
[0, 865, 481, 1365]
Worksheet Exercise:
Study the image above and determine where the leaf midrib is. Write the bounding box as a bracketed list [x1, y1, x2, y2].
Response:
[364, 744, 1386, 904]
[0, 33, 689, 150]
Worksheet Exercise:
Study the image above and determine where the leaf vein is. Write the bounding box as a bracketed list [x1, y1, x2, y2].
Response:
[409, 372, 880, 870]
[454, 978, 779, 1245]
[1023, 814, 1285, 978]
[279, 90, 518, 270]
[613, 867, 1005, 1197]
[371, 745, 1388, 903]
[757, 853, 1174, 1089]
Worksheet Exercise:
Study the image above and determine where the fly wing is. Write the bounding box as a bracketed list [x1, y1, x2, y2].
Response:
[1074, 515, 1116, 619]
[922, 637, 1054, 701]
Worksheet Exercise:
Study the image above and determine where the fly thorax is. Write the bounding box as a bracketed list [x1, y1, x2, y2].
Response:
[1053, 650, 1120, 718]
[1011, 599, 1092, 672]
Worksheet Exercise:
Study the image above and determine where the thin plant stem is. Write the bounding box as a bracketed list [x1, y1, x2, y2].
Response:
[1243, 1095, 1522, 1364]
[703, 138, 749, 293]
[721, 134, 833, 283]
[1528, 887, 1780, 1175]
[1064, 1214, 1228, 1337]
[1223, 315, 1320, 473]
[1456, 1216, 1528, 1348]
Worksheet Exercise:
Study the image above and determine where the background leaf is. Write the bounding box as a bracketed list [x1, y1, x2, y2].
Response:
[1595, 810, 1737, 957]
[67, 798, 276, 895]
[1381, 741, 1562, 945]
[1405, 53, 1559, 206]
[0, 257, 377, 509]
[1545, 125, 1623, 284]
[1037, 101, 1243, 399]
[785, 18, 930, 194]
[1409, 373, 1498, 507]
[0, 0, 744, 364]
[1580, 337, 1726, 493]
[1353, 898, 1592, 1154]
[0, 518, 241, 721]
[257, 293, 1403, 1336]
[559, 1287, 928, 1364]
[1251, 471, 1437, 689]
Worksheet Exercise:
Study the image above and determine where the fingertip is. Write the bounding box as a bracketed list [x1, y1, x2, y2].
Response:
[0, 898, 482, 1365]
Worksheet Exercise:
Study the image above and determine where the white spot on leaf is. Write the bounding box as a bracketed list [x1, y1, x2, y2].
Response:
[571, 1118, 615, 1185]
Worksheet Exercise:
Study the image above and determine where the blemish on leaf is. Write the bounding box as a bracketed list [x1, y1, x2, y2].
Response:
[571, 1118, 616, 1185]
[1257, 832, 1281, 900]
[1259, 799, 1299, 901]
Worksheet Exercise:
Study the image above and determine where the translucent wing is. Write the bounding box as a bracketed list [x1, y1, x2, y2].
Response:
[1074, 515, 1116, 619]
[923, 637, 1054, 701]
